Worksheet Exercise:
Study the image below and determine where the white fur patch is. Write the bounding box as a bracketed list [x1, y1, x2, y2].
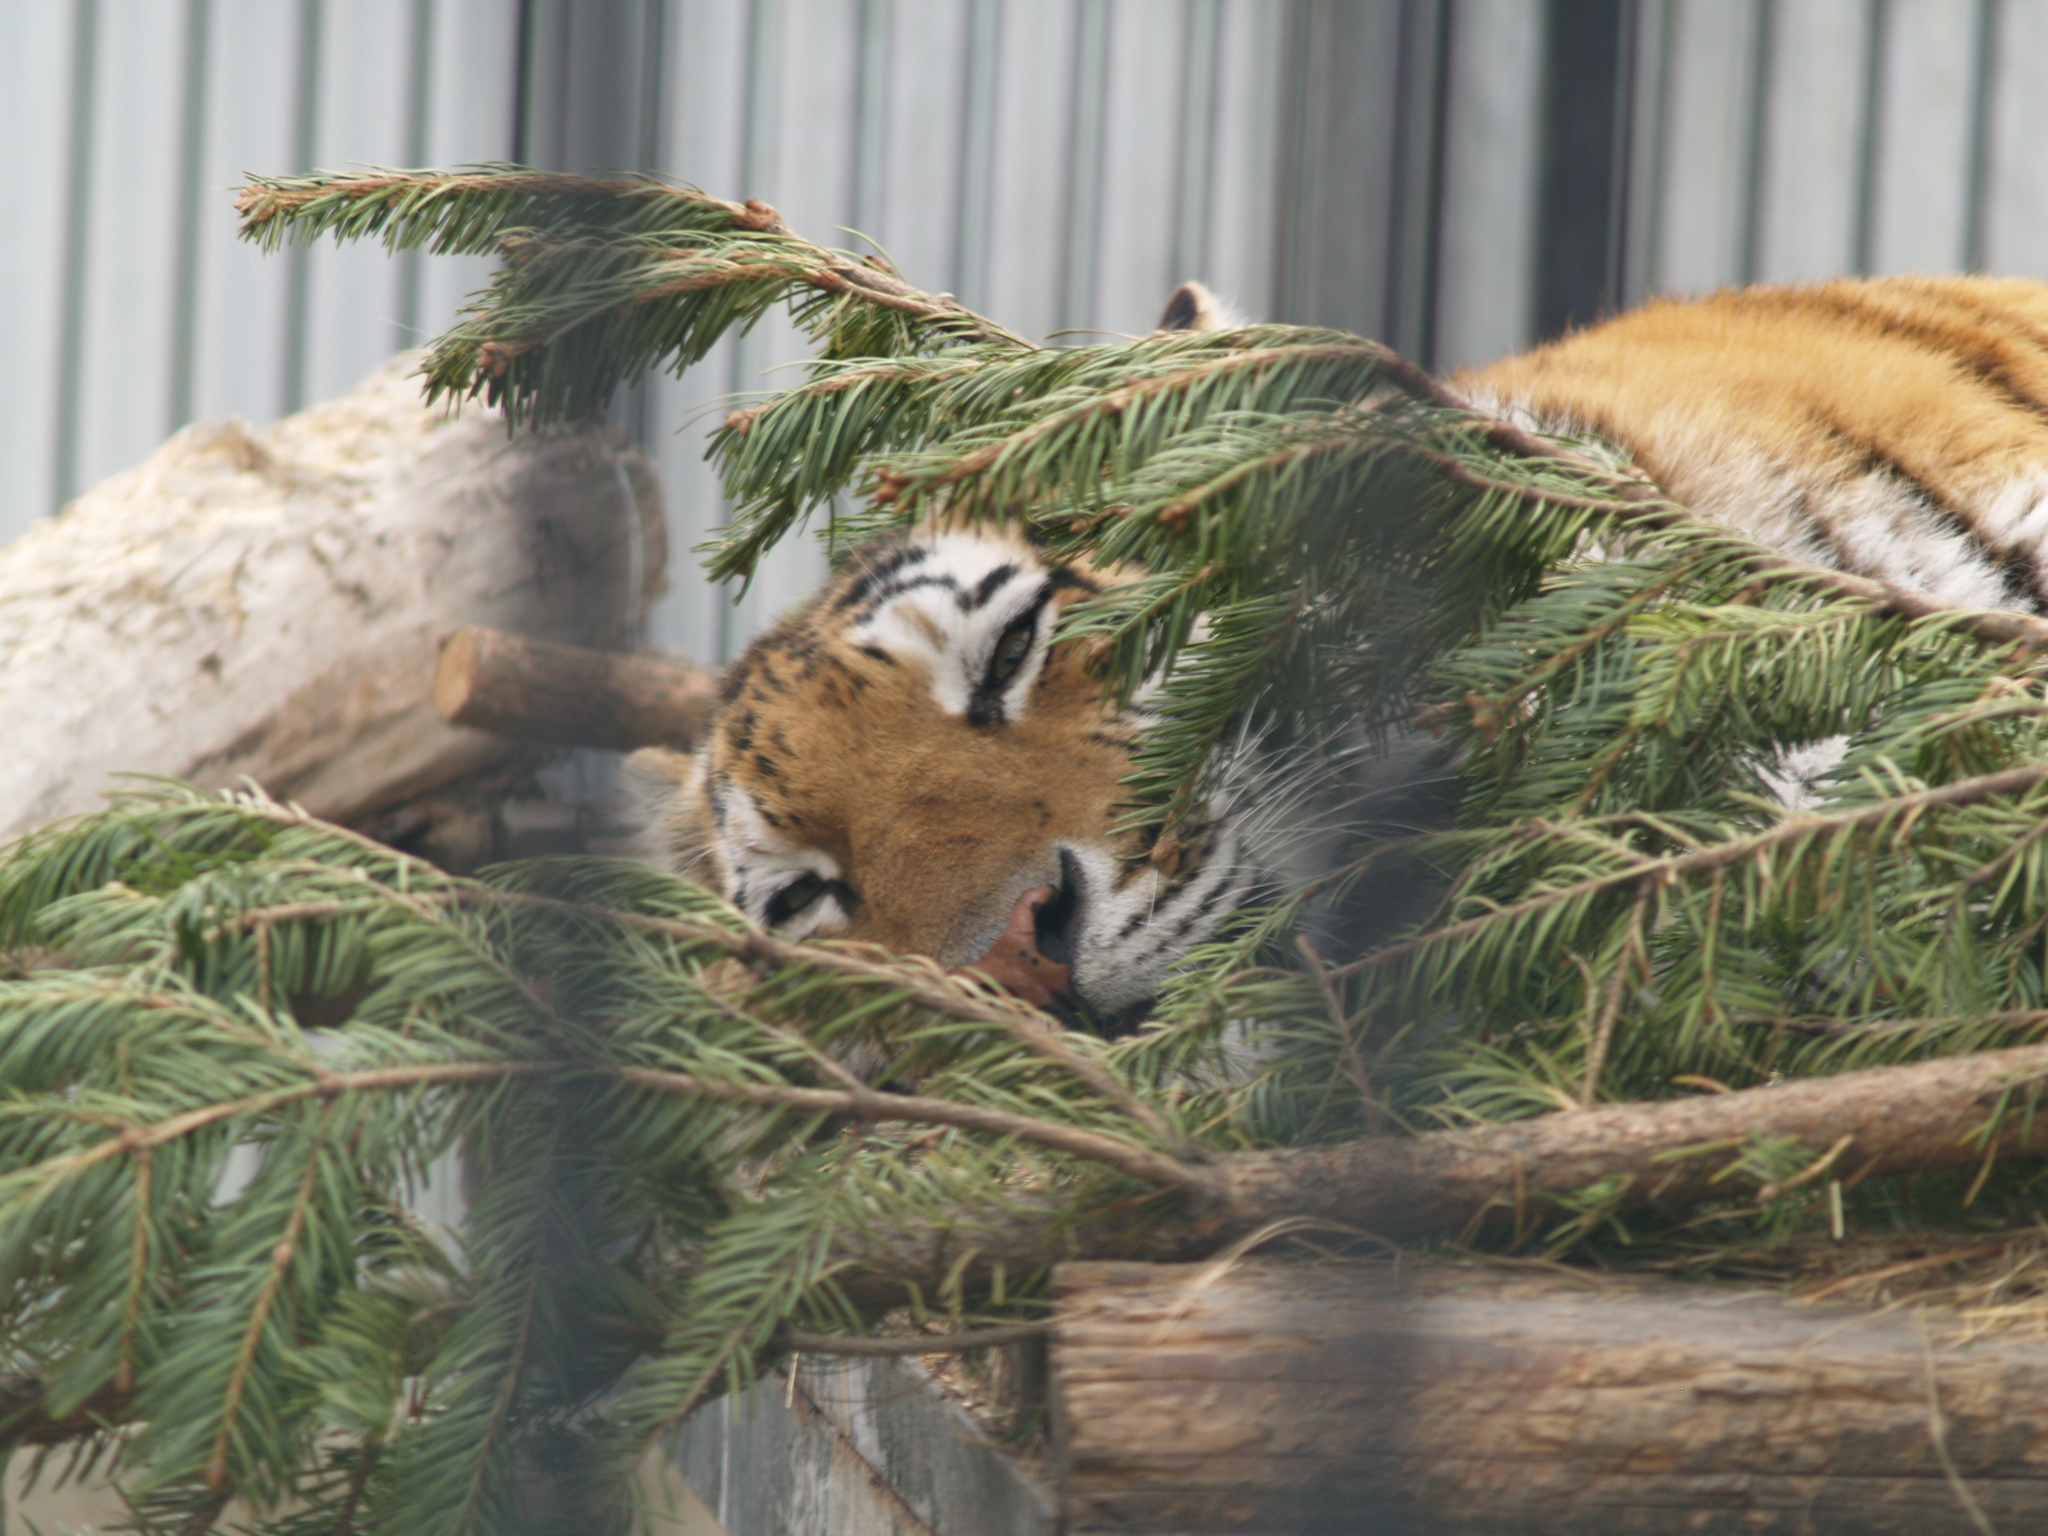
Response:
[848, 531, 1056, 721]
[714, 780, 849, 939]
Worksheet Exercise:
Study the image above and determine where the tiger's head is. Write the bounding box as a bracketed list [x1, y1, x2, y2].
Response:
[628, 523, 1264, 1029]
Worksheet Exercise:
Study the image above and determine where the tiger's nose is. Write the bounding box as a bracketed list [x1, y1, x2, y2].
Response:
[957, 883, 1073, 1010]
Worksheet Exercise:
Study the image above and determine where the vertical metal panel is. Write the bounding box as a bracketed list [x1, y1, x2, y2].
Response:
[414, 0, 524, 339]
[69, 0, 187, 504]
[1866, 0, 1976, 273]
[983, 0, 1081, 344]
[1275, 0, 1405, 336]
[1201, 0, 1285, 322]
[874, 0, 970, 301]
[188, 0, 301, 430]
[1750, 0, 1869, 281]
[302, 1, 417, 409]
[1649, 0, 1762, 295]
[1433, 0, 1544, 372]
[1095, 0, 1189, 336]
[0, 2, 75, 544]
[643, 0, 756, 665]
[1982, 0, 2048, 277]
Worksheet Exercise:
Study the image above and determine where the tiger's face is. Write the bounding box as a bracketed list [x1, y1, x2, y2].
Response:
[628, 525, 1262, 1027]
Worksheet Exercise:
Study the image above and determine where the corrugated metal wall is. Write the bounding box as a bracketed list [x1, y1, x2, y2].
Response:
[7, 0, 2048, 666]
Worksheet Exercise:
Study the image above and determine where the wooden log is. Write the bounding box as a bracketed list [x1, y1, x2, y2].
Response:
[1052, 1259, 2048, 1535]
[0, 355, 665, 842]
[433, 626, 719, 752]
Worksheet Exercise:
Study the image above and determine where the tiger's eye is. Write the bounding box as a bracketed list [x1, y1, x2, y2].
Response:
[986, 613, 1036, 688]
[765, 873, 826, 927]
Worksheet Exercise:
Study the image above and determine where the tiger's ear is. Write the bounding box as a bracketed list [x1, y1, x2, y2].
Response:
[1156, 280, 1236, 333]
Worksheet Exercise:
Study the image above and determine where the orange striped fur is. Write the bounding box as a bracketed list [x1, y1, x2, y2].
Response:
[1457, 276, 2048, 608]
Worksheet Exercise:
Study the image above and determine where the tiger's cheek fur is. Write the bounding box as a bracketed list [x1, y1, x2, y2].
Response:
[627, 527, 1256, 1023]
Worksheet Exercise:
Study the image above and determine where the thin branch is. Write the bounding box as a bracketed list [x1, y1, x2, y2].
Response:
[4, 1062, 553, 1195]
[1339, 760, 2048, 979]
[882, 342, 1387, 508]
[611, 1066, 1202, 1194]
[829, 1041, 2048, 1305]
[206, 1125, 326, 1488]
[457, 888, 1180, 1142]
[1408, 425, 2048, 653]
[1580, 880, 1655, 1107]
[777, 1323, 1048, 1356]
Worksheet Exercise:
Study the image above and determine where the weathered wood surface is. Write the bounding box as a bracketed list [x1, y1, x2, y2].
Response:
[433, 625, 718, 752]
[1053, 1259, 2048, 1535]
[0, 354, 664, 843]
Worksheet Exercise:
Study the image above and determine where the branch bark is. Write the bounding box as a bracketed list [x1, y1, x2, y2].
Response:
[834, 1042, 2048, 1302]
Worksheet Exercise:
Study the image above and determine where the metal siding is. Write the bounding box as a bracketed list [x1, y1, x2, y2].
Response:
[303, 0, 417, 409]
[1750, 0, 1870, 281]
[70, 0, 187, 505]
[1867, 0, 1976, 274]
[1434, 0, 1544, 371]
[1095, 0, 1190, 336]
[189, 0, 301, 430]
[643, 0, 755, 666]
[0, 2, 74, 544]
[15, 0, 2048, 655]
[1652, 0, 1764, 295]
[1983, 0, 2048, 277]
[415, 0, 524, 340]
[1202, 0, 1284, 323]
[982, 0, 1081, 346]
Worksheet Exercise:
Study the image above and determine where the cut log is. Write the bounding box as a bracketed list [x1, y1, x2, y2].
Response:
[0, 355, 665, 842]
[1052, 1259, 2048, 1535]
[433, 626, 719, 752]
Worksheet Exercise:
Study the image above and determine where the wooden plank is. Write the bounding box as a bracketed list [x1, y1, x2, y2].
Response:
[673, 1355, 1056, 1536]
[1053, 1258, 2048, 1535]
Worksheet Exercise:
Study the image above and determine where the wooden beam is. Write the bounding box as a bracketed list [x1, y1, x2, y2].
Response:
[1053, 1259, 2048, 1535]
[434, 626, 719, 752]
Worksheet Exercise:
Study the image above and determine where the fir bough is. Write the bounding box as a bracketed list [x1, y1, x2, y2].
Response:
[3, 164, 2048, 1529]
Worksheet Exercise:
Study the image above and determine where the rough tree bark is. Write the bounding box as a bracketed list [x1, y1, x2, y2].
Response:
[0, 355, 665, 844]
[832, 1041, 2048, 1304]
[1052, 1259, 2047, 1535]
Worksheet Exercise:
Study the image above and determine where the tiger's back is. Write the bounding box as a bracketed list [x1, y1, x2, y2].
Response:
[1458, 276, 2048, 610]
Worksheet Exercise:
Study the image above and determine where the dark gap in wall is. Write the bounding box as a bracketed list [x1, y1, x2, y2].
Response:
[1534, 0, 1630, 341]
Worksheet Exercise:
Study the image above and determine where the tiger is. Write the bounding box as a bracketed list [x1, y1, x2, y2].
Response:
[630, 273, 2048, 1028]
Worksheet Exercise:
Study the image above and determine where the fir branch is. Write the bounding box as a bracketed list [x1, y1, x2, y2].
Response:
[611, 1066, 1200, 1192]
[1340, 759, 2048, 982]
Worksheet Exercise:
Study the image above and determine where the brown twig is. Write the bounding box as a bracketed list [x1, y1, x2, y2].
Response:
[612, 1066, 1202, 1194]
[777, 1323, 1049, 1357]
